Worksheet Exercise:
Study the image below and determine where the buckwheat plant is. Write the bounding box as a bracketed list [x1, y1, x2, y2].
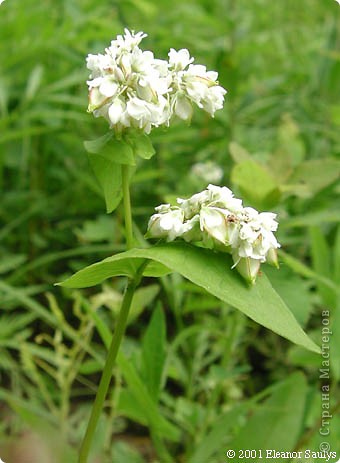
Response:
[59, 29, 319, 463]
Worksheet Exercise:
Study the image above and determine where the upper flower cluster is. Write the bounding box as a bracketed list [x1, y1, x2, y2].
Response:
[86, 29, 226, 134]
[146, 184, 280, 283]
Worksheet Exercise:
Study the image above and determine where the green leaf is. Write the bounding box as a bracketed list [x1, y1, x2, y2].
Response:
[87, 153, 122, 213]
[279, 250, 338, 293]
[330, 306, 340, 381]
[281, 209, 340, 228]
[309, 227, 336, 309]
[141, 306, 166, 401]
[75, 215, 115, 243]
[143, 260, 171, 277]
[84, 135, 136, 212]
[289, 159, 340, 197]
[60, 253, 144, 285]
[227, 372, 308, 462]
[24, 64, 44, 101]
[59, 243, 320, 353]
[117, 351, 180, 441]
[189, 404, 247, 463]
[288, 343, 320, 370]
[85, 135, 135, 166]
[334, 226, 340, 283]
[268, 148, 293, 184]
[228, 141, 252, 164]
[0, 253, 27, 274]
[111, 441, 146, 463]
[84, 132, 113, 154]
[117, 388, 149, 426]
[277, 115, 305, 166]
[265, 266, 313, 327]
[129, 284, 160, 324]
[0, 388, 55, 425]
[231, 160, 280, 209]
[125, 131, 155, 159]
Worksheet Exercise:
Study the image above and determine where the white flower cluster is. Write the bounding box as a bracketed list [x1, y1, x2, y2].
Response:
[86, 29, 226, 134]
[147, 184, 280, 283]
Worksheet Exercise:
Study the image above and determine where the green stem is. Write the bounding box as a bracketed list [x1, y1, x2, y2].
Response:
[121, 164, 133, 250]
[78, 275, 139, 463]
[78, 163, 137, 462]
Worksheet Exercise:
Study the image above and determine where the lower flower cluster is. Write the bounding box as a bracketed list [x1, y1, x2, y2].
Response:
[146, 184, 280, 283]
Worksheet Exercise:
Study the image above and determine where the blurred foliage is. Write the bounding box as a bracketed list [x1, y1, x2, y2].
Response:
[0, 0, 340, 461]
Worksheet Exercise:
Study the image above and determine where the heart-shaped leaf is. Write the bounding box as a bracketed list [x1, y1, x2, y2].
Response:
[87, 153, 122, 213]
[84, 134, 136, 212]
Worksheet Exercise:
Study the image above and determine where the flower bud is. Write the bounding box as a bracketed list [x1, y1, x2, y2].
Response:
[266, 248, 279, 268]
[174, 95, 193, 121]
[234, 256, 261, 285]
[108, 98, 127, 125]
[88, 87, 108, 112]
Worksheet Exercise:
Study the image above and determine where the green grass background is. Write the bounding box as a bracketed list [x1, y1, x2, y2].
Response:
[0, 0, 340, 462]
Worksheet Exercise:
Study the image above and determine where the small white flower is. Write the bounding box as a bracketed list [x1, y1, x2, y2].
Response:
[99, 79, 119, 98]
[207, 184, 243, 212]
[147, 206, 184, 241]
[200, 206, 228, 244]
[108, 98, 128, 126]
[173, 93, 193, 120]
[155, 203, 172, 213]
[168, 48, 194, 71]
[177, 63, 227, 117]
[86, 54, 111, 77]
[258, 212, 279, 232]
[88, 86, 109, 112]
[239, 222, 259, 242]
[109, 28, 147, 53]
[201, 85, 226, 116]
[177, 189, 212, 217]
